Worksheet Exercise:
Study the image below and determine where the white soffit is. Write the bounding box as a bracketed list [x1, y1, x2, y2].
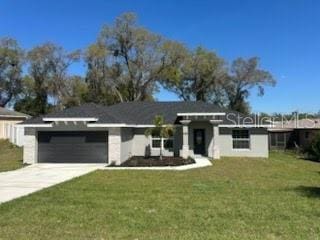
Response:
[87, 123, 155, 128]
[43, 118, 98, 122]
[19, 124, 53, 127]
[177, 112, 226, 116]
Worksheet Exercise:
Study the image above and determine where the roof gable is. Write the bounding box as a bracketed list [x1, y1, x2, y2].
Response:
[0, 107, 29, 118]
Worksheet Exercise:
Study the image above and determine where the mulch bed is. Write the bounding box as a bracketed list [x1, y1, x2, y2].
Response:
[115, 156, 195, 167]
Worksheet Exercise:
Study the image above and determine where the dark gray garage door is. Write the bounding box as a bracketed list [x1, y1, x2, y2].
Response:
[38, 131, 108, 163]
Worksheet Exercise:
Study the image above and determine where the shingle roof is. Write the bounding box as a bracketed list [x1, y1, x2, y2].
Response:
[22, 103, 119, 124]
[0, 107, 30, 118]
[271, 118, 320, 130]
[22, 101, 268, 126]
[102, 101, 227, 124]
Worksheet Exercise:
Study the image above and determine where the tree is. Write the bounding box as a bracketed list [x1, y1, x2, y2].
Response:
[225, 57, 276, 114]
[47, 47, 81, 109]
[84, 42, 120, 105]
[25, 43, 80, 115]
[61, 76, 89, 108]
[163, 46, 226, 102]
[145, 115, 174, 160]
[0, 37, 23, 107]
[14, 76, 49, 116]
[305, 133, 320, 161]
[88, 12, 182, 103]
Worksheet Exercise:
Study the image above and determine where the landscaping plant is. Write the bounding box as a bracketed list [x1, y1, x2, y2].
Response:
[145, 115, 174, 160]
[306, 133, 320, 161]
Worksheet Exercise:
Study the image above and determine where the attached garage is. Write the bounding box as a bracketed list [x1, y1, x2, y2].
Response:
[38, 131, 108, 163]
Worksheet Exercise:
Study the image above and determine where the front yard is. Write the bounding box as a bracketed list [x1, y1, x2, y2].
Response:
[0, 140, 24, 172]
[0, 151, 319, 239]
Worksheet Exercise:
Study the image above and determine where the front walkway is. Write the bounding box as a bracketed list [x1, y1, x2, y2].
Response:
[0, 164, 105, 204]
[104, 156, 212, 170]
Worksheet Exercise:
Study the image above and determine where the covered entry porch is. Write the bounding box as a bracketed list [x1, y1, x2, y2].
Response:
[178, 113, 223, 159]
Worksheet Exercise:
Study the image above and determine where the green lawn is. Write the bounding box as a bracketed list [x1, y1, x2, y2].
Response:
[0, 152, 319, 240]
[0, 140, 24, 172]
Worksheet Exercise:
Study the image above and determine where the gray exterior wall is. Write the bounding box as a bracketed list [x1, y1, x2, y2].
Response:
[130, 128, 178, 157]
[23, 128, 37, 164]
[120, 128, 134, 162]
[23, 123, 270, 165]
[219, 128, 269, 158]
[108, 127, 121, 165]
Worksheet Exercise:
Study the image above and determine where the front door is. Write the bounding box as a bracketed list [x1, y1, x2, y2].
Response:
[194, 129, 205, 155]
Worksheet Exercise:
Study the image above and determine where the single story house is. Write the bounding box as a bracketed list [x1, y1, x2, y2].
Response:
[268, 118, 320, 150]
[0, 107, 29, 140]
[21, 102, 271, 165]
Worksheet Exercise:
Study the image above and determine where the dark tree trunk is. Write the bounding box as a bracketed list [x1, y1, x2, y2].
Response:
[34, 78, 48, 114]
[196, 90, 205, 102]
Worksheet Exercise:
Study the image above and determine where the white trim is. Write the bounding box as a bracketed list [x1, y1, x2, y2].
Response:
[232, 148, 251, 152]
[209, 119, 223, 124]
[180, 120, 191, 125]
[104, 156, 212, 171]
[150, 137, 173, 150]
[43, 117, 98, 122]
[87, 123, 126, 127]
[87, 123, 155, 128]
[0, 115, 29, 118]
[133, 124, 156, 128]
[151, 137, 162, 149]
[232, 129, 251, 150]
[18, 124, 53, 127]
[21, 123, 163, 128]
[219, 124, 272, 128]
[268, 128, 294, 132]
[177, 112, 226, 116]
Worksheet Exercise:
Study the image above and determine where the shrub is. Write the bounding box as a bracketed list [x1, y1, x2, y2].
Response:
[305, 133, 320, 161]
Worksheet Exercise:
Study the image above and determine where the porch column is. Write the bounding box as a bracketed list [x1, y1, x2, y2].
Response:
[210, 120, 221, 159]
[108, 127, 121, 165]
[180, 120, 191, 159]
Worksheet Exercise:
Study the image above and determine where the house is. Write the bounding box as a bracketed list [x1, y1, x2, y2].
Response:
[0, 107, 30, 141]
[20, 102, 271, 165]
[268, 118, 320, 150]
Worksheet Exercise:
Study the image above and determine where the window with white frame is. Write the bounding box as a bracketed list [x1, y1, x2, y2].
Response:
[151, 138, 161, 148]
[151, 136, 173, 150]
[232, 129, 250, 149]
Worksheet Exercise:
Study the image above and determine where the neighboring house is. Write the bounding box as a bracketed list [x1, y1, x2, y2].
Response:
[0, 107, 30, 141]
[20, 102, 271, 165]
[268, 118, 320, 150]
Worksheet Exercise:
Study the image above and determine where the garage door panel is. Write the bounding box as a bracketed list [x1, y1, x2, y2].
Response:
[38, 131, 108, 163]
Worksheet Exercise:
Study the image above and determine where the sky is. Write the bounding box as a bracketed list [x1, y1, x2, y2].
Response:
[1, 0, 319, 114]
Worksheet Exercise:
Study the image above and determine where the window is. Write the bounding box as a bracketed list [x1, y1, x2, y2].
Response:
[151, 137, 173, 150]
[269, 132, 291, 149]
[151, 138, 161, 148]
[164, 138, 173, 149]
[277, 132, 285, 147]
[232, 129, 250, 149]
[270, 134, 276, 146]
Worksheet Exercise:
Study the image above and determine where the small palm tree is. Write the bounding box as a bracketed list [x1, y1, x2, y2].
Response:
[145, 115, 174, 160]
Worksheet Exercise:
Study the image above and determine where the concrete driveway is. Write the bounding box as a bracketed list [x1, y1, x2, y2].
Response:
[0, 164, 105, 204]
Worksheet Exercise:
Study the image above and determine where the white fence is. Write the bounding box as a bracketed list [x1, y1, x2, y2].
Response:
[3, 123, 24, 147]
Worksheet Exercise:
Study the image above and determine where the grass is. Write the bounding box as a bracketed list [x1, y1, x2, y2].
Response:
[0, 152, 319, 239]
[0, 140, 24, 172]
